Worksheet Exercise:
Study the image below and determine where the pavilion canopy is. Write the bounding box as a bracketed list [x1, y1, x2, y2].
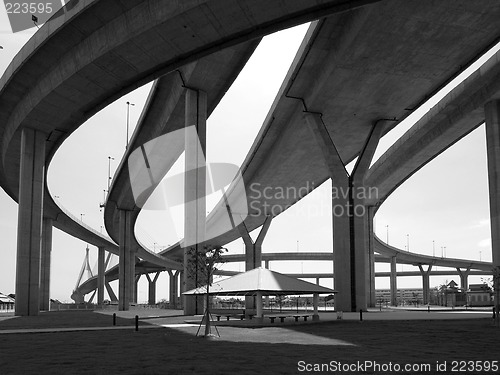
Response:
[183, 267, 337, 296]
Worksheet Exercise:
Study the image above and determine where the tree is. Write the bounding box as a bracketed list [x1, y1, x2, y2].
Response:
[186, 245, 227, 338]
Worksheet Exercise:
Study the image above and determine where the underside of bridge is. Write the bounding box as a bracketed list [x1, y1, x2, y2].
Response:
[2, 1, 500, 316]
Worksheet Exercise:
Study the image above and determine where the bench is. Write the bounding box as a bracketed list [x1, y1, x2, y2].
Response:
[268, 316, 287, 323]
[293, 315, 310, 322]
[211, 309, 244, 321]
[239, 314, 255, 320]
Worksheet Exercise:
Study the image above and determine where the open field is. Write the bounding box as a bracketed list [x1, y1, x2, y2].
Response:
[0, 310, 499, 374]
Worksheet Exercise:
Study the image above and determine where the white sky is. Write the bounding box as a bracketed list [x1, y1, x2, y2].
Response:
[0, 8, 496, 302]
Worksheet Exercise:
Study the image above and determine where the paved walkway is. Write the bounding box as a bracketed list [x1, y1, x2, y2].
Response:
[0, 306, 494, 335]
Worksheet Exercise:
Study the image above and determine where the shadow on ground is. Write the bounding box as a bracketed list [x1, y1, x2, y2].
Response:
[0, 311, 499, 374]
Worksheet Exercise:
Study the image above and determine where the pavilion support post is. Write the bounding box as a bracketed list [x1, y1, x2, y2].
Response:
[15, 128, 46, 316]
[313, 293, 319, 321]
[256, 291, 263, 322]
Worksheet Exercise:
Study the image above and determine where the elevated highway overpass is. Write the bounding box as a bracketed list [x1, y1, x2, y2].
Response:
[2, 0, 500, 315]
[2, 0, 384, 315]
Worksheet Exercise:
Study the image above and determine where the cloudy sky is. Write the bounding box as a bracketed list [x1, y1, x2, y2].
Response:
[0, 5, 497, 302]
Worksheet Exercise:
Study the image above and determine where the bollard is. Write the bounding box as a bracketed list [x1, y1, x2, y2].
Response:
[359, 309, 363, 322]
[113, 313, 116, 326]
[135, 315, 139, 331]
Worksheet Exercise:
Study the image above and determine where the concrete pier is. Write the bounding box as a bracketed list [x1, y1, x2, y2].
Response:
[15, 128, 46, 316]
[118, 210, 133, 311]
[146, 272, 160, 305]
[485, 100, 500, 319]
[39, 218, 52, 311]
[306, 114, 382, 312]
[168, 270, 180, 308]
[390, 256, 398, 306]
[97, 247, 105, 306]
[183, 88, 207, 315]
[238, 216, 272, 313]
[418, 265, 432, 305]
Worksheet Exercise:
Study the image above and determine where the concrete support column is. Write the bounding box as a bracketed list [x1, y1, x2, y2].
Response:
[146, 272, 160, 305]
[238, 216, 272, 313]
[118, 210, 133, 311]
[350, 123, 384, 311]
[366, 207, 376, 307]
[313, 293, 319, 321]
[456, 267, 470, 291]
[316, 278, 320, 285]
[105, 281, 118, 302]
[484, 100, 500, 318]
[305, 113, 351, 312]
[97, 247, 105, 306]
[418, 265, 433, 305]
[183, 88, 207, 316]
[134, 275, 140, 304]
[179, 270, 184, 309]
[168, 270, 180, 308]
[39, 218, 52, 311]
[390, 256, 398, 306]
[306, 114, 383, 312]
[15, 128, 46, 316]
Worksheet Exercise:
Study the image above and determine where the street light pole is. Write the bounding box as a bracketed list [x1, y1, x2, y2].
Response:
[107, 156, 115, 192]
[126, 101, 135, 149]
[80, 213, 85, 222]
[432, 240, 435, 257]
[406, 234, 410, 252]
[386, 225, 389, 244]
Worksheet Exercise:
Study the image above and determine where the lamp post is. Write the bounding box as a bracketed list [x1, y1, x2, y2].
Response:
[432, 240, 435, 257]
[126, 101, 135, 149]
[406, 234, 410, 252]
[107, 156, 115, 192]
[80, 213, 85, 222]
[386, 225, 389, 244]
